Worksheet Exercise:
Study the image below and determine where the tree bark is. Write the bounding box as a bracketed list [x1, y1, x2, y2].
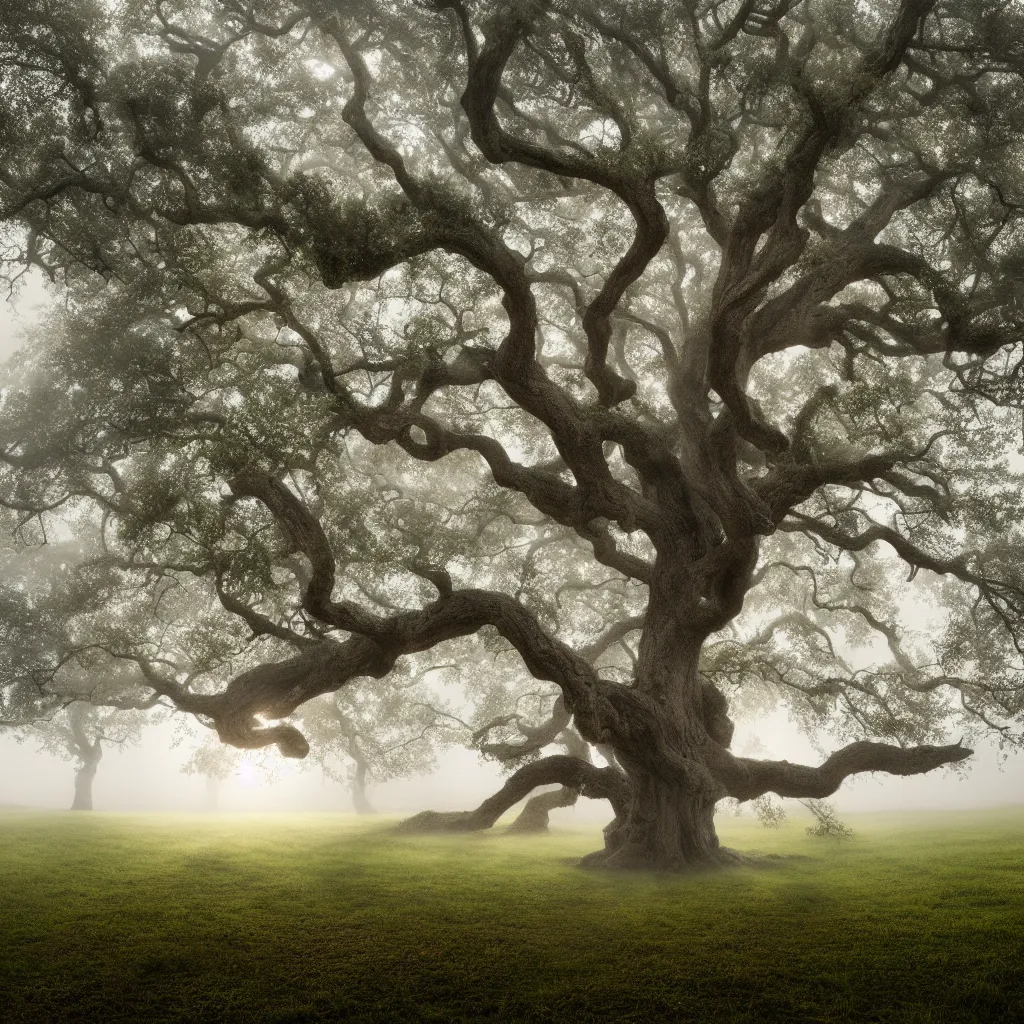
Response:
[580, 773, 736, 870]
[585, 593, 741, 870]
[506, 785, 579, 833]
[69, 704, 102, 812]
[396, 755, 628, 834]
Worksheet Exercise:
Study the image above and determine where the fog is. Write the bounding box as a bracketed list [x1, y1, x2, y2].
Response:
[2, 279, 1022, 822]
[2, 709, 1021, 819]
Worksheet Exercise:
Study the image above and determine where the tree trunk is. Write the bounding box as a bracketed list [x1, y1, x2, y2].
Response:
[581, 771, 735, 870]
[71, 759, 99, 811]
[506, 785, 579, 833]
[68, 703, 103, 812]
[584, 607, 741, 871]
[351, 761, 375, 814]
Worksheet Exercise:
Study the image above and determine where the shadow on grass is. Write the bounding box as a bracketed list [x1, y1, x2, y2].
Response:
[2, 807, 1023, 1023]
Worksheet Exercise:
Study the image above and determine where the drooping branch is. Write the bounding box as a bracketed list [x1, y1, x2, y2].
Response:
[505, 784, 579, 834]
[144, 577, 615, 758]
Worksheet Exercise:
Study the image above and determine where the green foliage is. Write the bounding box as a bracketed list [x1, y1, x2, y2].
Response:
[3, 0, 1024, 814]
[751, 794, 788, 829]
[801, 799, 856, 840]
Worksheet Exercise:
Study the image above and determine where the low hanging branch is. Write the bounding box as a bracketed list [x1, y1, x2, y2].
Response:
[395, 754, 631, 834]
[505, 785, 581, 834]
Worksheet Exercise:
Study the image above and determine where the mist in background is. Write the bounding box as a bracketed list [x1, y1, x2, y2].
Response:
[2, 279, 1021, 820]
[1, 708, 1021, 818]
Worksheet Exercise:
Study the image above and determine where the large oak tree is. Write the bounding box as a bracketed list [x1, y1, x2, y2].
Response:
[3, 0, 1024, 869]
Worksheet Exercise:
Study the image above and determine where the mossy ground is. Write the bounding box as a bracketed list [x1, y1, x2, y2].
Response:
[1, 807, 1022, 1022]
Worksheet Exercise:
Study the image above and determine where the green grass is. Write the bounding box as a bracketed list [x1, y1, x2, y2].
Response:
[1, 808, 1023, 1023]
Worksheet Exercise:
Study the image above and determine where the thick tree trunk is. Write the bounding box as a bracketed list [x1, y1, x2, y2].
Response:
[581, 772, 736, 870]
[351, 761, 375, 814]
[71, 759, 99, 811]
[587, 602, 741, 871]
[506, 785, 579, 833]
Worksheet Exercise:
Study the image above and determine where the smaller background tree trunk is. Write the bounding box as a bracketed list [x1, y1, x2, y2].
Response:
[351, 761, 375, 814]
[71, 758, 99, 811]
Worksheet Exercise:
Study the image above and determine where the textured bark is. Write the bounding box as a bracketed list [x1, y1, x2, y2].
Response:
[506, 786, 579, 834]
[710, 738, 973, 801]
[593, 614, 737, 872]
[581, 777, 738, 871]
[396, 755, 629, 834]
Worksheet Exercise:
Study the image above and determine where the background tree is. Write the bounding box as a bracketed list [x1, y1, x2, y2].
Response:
[2, 0, 1024, 870]
[181, 733, 242, 810]
[20, 702, 147, 811]
[297, 664, 460, 814]
[0, 539, 163, 807]
[800, 798, 854, 839]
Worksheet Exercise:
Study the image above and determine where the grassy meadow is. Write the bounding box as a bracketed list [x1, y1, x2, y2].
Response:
[1, 806, 1022, 1023]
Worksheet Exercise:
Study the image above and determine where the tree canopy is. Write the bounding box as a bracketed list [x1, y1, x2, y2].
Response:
[2, 0, 1024, 869]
